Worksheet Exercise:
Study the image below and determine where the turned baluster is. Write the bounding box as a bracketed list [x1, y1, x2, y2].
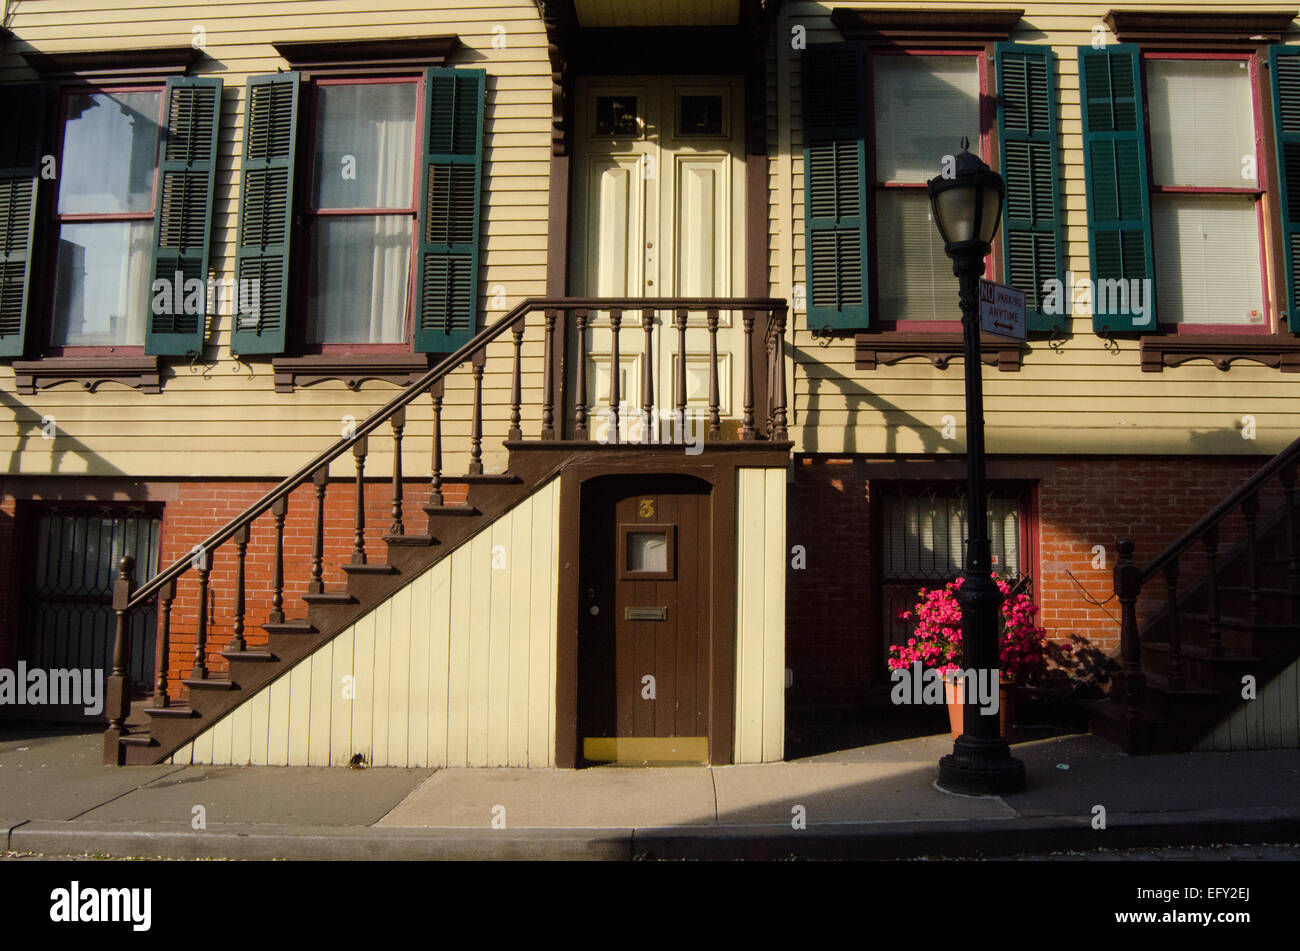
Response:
[509, 323, 524, 441]
[1281, 463, 1300, 625]
[1163, 558, 1185, 690]
[389, 407, 406, 536]
[1242, 491, 1262, 627]
[1203, 524, 1223, 657]
[352, 435, 368, 564]
[152, 579, 175, 708]
[741, 310, 756, 440]
[542, 309, 558, 440]
[1115, 539, 1145, 717]
[609, 308, 622, 443]
[469, 350, 485, 474]
[674, 308, 688, 435]
[269, 497, 287, 624]
[106, 555, 137, 738]
[229, 524, 249, 653]
[772, 308, 789, 441]
[192, 550, 211, 680]
[575, 308, 590, 440]
[641, 308, 655, 434]
[430, 379, 445, 507]
[706, 309, 721, 440]
[309, 466, 327, 594]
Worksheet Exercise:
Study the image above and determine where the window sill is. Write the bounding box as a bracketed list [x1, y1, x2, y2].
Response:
[12, 356, 162, 395]
[855, 332, 1022, 372]
[1140, 334, 1300, 372]
[271, 354, 434, 393]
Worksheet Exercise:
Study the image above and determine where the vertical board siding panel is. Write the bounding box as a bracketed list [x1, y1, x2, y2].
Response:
[447, 546, 473, 767]
[1285, 663, 1300, 747]
[530, 480, 558, 766]
[371, 599, 392, 767]
[735, 469, 766, 763]
[192, 725, 213, 764]
[267, 672, 291, 766]
[467, 531, 493, 765]
[287, 649, 312, 765]
[387, 585, 413, 768]
[249, 674, 270, 766]
[230, 698, 253, 765]
[507, 493, 533, 766]
[407, 573, 432, 768]
[352, 611, 377, 766]
[732, 470, 748, 761]
[1264, 660, 1283, 750]
[1247, 676, 1264, 749]
[210, 710, 234, 765]
[330, 625, 356, 766]
[307, 643, 333, 766]
[172, 742, 193, 766]
[427, 562, 453, 767]
[547, 479, 560, 766]
[761, 469, 786, 763]
[488, 512, 514, 766]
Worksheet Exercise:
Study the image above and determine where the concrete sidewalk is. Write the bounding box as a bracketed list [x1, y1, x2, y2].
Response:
[2, 725, 1298, 860]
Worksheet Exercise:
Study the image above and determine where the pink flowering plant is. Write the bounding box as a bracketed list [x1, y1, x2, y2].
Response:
[889, 574, 1054, 683]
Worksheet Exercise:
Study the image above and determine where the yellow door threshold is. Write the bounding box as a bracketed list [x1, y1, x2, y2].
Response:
[583, 736, 709, 766]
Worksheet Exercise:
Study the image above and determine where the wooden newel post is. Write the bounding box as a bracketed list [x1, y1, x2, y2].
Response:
[1114, 538, 1145, 720]
[104, 554, 137, 763]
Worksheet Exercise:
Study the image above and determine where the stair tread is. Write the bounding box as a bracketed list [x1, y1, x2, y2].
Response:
[120, 735, 157, 747]
[262, 619, 315, 634]
[145, 706, 197, 719]
[341, 562, 398, 575]
[423, 504, 481, 517]
[182, 677, 237, 691]
[221, 650, 276, 662]
[303, 591, 358, 604]
[1142, 673, 1220, 696]
[454, 472, 522, 485]
[1182, 613, 1298, 632]
[1215, 585, 1295, 596]
[384, 533, 439, 547]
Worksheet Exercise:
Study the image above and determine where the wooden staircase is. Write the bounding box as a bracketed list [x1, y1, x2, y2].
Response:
[1089, 438, 1300, 753]
[102, 296, 790, 764]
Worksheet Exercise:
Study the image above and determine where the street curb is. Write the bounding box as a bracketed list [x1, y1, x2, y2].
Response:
[7, 807, 1299, 860]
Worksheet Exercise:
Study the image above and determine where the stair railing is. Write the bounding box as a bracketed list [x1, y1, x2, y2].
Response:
[105, 296, 788, 742]
[1114, 434, 1300, 720]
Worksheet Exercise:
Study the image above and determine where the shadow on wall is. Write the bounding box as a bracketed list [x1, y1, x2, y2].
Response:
[0, 385, 129, 477]
[791, 341, 947, 456]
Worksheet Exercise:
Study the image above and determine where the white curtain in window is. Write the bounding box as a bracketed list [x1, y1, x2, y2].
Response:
[1153, 194, 1264, 324]
[876, 190, 960, 320]
[873, 56, 981, 183]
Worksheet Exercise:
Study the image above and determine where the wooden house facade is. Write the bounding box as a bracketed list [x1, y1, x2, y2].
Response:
[0, 0, 1298, 765]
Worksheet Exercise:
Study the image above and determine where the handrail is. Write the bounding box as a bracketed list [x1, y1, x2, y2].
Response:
[1139, 433, 1300, 583]
[125, 295, 788, 610]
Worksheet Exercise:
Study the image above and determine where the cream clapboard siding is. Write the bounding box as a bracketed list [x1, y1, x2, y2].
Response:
[733, 466, 785, 763]
[1195, 659, 1300, 750]
[772, 1, 1300, 457]
[168, 476, 560, 767]
[0, 0, 552, 479]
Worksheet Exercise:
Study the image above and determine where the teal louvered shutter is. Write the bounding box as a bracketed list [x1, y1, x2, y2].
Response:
[802, 43, 869, 330]
[1270, 46, 1300, 331]
[0, 84, 49, 358]
[1078, 44, 1156, 332]
[231, 72, 299, 356]
[146, 77, 222, 356]
[414, 67, 485, 354]
[996, 43, 1063, 332]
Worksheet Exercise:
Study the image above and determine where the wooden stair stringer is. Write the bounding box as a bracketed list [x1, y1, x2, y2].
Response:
[127, 448, 583, 765]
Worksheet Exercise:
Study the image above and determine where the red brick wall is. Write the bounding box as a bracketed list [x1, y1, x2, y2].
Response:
[785, 454, 1283, 720]
[0, 477, 468, 705]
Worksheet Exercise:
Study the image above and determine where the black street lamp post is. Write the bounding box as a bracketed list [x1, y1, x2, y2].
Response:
[927, 142, 1026, 795]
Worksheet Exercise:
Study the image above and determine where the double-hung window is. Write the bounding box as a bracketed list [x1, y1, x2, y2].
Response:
[304, 78, 419, 349]
[871, 52, 984, 325]
[802, 40, 1064, 336]
[231, 66, 485, 360]
[50, 87, 163, 351]
[1146, 55, 1266, 330]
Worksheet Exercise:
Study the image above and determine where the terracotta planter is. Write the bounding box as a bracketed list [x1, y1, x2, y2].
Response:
[944, 674, 1015, 742]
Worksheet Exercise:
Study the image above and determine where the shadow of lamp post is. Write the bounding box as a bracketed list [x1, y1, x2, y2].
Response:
[927, 140, 1026, 795]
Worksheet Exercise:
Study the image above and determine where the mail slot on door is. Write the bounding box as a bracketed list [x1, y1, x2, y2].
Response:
[625, 606, 668, 621]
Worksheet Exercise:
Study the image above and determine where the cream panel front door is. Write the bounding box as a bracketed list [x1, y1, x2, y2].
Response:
[572, 77, 745, 438]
